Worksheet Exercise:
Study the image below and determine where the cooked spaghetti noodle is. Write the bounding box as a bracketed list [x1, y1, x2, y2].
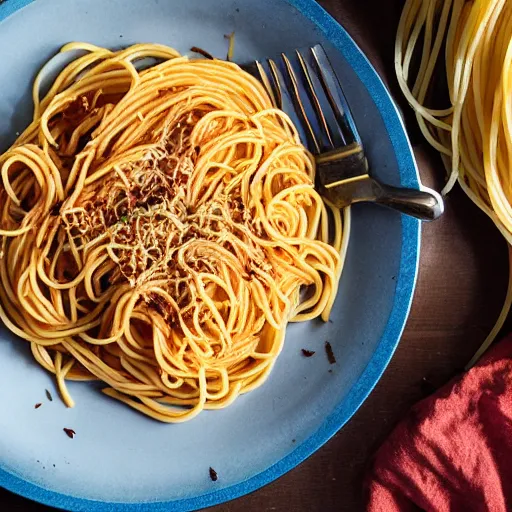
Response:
[395, 0, 512, 367]
[0, 43, 348, 422]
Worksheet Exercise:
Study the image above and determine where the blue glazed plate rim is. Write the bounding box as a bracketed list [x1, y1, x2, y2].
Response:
[0, 0, 420, 510]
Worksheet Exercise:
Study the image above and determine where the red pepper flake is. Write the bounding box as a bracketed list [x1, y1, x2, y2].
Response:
[301, 349, 315, 357]
[45, 389, 53, 401]
[191, 46, 215, 60]
[127, 192, 137, 208]
[148, 293, 168, 317]
[209, 467, 218, 482]
[34, 403, 42, 409]
[63, 428, 76, 439]
[325, 341, 336, 365]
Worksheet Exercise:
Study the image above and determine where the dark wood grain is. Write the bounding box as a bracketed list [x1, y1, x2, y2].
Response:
[1, 1, 509, 511]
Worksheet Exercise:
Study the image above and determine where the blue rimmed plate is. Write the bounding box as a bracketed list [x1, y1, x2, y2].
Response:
[0, 0, 420, 510]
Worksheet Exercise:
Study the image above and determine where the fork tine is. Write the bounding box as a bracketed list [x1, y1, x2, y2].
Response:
[264, 59, 309, 143]
[311, 45, 361, 147]
[250, 45, 360, 156]
[266, 59, 283, 109]
[255, 60, 278, 108]
[294, 49, 335, 149]
[279, 53, 321, 154]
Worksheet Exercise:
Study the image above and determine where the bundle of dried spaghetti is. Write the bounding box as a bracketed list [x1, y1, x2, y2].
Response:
[395, 0, 512, 366]
[0, 43, 348, 422]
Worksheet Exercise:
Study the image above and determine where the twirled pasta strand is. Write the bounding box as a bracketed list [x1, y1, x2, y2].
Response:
[0, 43, 348, 422]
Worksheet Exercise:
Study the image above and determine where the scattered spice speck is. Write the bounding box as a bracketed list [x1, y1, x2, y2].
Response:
[301, 349, 315, 357]
[45, 389, 53, 401]
[292, 439, 296, 443]
[328, 319, 333, 324]
[50, 202, 62, 216]
[34, 403, 42, 409]
[328, 369, 333, 374]
[209, 466, 218, 482]
[63, 428, 76, 439]
[325, 341, 336, 365]
[190, 46, 215, 60]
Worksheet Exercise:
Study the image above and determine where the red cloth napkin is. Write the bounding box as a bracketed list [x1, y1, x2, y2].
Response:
[365, 334, 512, 512]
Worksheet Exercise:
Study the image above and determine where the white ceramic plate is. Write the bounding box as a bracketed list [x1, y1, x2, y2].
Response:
[0, 0, 420, 510]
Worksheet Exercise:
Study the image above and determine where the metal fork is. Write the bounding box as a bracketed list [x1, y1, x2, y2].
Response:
[249, 45, 443, 221]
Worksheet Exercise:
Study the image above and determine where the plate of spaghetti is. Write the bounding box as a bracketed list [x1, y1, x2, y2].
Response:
[0, 0, 420, 510]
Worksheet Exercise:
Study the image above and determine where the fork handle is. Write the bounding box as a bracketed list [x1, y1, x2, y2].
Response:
[372, 180, 444, 221]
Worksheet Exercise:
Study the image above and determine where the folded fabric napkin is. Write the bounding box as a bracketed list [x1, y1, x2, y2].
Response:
[365, 334, 512, 512]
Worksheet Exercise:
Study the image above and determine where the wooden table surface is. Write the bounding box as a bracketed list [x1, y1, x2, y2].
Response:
[2, 1, 510, 511]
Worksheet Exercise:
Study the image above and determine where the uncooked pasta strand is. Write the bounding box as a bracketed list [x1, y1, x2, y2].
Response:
[396, 0, 512, 366]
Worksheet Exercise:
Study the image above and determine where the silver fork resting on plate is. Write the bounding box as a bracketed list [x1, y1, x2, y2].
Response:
[248, 45, 443, 221]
